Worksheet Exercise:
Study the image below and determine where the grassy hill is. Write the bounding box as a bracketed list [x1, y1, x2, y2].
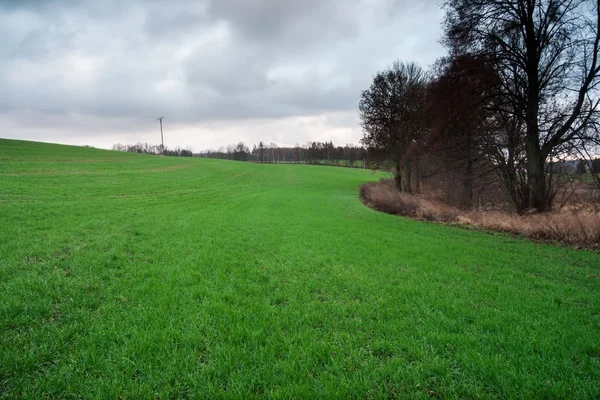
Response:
[1, 138, 599, 398]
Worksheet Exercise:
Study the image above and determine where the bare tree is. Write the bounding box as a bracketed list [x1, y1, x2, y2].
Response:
[359, 61, 429, 192]
[269, 142, 277, 164]
[233, 142, 249, 161]
[258, 142, 265, 163]
[226, 144, 234, 160]
[444, 0, 600, 211]
[112, 143, 126, 152]
[428, 55, 497, 208]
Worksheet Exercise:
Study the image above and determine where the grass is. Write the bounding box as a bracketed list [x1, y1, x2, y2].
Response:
[1, 138, 599, 398]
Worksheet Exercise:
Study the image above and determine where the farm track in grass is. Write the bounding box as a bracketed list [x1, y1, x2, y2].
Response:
[1, 138, 599, 398]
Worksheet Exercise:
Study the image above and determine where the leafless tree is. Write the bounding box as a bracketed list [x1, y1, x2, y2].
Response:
[359, 61, 429, 192]
[444, 0, 600, 211]
[112, 143, 126, 152]
[427, 55, 499, 208]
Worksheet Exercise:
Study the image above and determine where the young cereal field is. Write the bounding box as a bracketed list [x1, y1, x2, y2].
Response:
[0, 138, 599, 398]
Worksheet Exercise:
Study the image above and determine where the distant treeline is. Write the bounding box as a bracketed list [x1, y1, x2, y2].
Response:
[576, 159, 600, 175]
[197, 141, 367, 167]
[112, 143, 193, 157]
[111, 140, 367, 167]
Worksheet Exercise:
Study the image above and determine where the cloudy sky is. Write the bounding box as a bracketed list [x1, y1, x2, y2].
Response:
[0, 0, 445, 151]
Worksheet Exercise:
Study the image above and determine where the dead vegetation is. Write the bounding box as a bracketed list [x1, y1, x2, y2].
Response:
[360, 178, 600, 250]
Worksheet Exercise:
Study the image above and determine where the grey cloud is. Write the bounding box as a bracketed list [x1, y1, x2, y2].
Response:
[206, 0, 360, 46]
[0, 0, 445, 148]
[0, 0, 74, 11]
[182, 41, 272, 96]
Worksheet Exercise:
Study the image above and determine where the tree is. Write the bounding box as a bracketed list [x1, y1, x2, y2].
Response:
[269, 142, 278, 163]
[359, 61, 428, 192]
[576, 159, 588, 174]
[112, 143, 126, 152]
[444, 0, 600, 211]
[428, 55, 497, 208]
[258, 142, 265, 163]
[233, 142, 249, 161]
[294, 144, 301, 164]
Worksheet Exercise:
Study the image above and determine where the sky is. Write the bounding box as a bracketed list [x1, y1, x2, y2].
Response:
[0, 0, 446, 151]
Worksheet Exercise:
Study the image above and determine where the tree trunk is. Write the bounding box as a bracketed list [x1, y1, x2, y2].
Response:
[524, 3, 549, 212]
[402, 160, 412, 193]
[527, 139, 548, 211]
[505, 163, 519, 213]
[394, 161, 402, 191]
[415, 155, 421, 194]
[462, 158, 473, 209]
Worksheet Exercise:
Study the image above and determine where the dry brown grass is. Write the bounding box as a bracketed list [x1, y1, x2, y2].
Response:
[360, 179, 600, 250]
[359, 179, 460, 222]
[359, 180, 419, 216]
[467, 211, 600, 247]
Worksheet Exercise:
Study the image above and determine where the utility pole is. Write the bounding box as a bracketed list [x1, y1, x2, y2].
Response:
[157, 117, 164, 154]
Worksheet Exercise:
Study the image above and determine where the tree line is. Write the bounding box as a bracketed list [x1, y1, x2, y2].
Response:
[196, 141, 367, 167]
[112, 140, 367, 167]
[112, 142, 193, 157]
[360, 0, 600, 213]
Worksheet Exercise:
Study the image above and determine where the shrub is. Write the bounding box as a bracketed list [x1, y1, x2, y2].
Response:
[360, 180, 420, 216]
[360, 180, 600, 250]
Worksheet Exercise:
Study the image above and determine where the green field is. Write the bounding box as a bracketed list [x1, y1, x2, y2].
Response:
[1, 139, 599, 398]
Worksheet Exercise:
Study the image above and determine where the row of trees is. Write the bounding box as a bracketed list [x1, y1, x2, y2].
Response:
[577, 159, 600, 174]
[360, 0, 600, 213]
[197, 141, 367, 167]
[197, 142, 255, 161]
[111, 140, 367, 166]
[112, 142, 193, 157]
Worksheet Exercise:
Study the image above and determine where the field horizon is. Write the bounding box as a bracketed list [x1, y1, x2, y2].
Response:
[1, 138, 599, 398]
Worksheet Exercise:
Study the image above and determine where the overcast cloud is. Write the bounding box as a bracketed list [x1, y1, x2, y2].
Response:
[0, 0, 445, 150]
